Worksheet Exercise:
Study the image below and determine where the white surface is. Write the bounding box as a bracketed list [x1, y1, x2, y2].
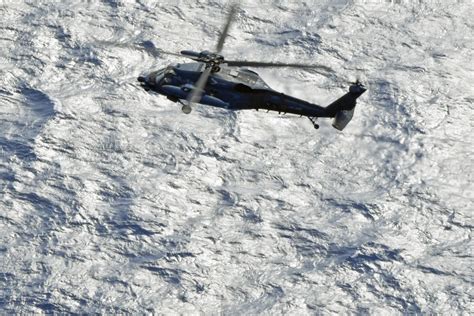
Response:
[0, 0, 473, 314]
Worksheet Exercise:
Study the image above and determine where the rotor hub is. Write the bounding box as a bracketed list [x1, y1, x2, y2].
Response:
[197, 51, 225, 73]
[199, 50, 224, 63]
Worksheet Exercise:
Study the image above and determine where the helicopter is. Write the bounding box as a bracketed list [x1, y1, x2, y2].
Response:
[136, 4, 366, 131]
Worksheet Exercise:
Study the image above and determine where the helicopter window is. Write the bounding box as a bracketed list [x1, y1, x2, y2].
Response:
[153, 69, 166, 84]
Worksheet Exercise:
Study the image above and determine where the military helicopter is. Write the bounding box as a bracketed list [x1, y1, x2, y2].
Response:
[136, 4, 366, 130]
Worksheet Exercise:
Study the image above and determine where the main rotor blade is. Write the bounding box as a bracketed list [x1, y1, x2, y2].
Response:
[185, 66, 213, 111]
[215, 4, 238, 53]
[224, 60, 333, 72]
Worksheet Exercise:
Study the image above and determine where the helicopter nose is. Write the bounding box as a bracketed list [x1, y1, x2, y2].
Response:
[137, 76, 151, 91]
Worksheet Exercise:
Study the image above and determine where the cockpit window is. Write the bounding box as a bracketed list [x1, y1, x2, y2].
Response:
[150, 67, 176, 85]
[149, 69, 165, 84]
[165, 67, 175, 75]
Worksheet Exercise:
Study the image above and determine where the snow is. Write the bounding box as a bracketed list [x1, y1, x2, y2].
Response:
[0, 0, 472, 313]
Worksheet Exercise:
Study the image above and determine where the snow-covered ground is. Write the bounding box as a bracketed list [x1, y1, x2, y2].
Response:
[0, 0, 472, 314]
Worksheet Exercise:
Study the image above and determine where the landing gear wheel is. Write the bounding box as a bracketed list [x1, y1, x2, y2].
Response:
[308, 117, 319, 129]
[181, 104, 192, 114]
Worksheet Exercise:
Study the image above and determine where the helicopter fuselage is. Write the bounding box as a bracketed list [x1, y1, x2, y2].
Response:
[139, 62, 329, 118]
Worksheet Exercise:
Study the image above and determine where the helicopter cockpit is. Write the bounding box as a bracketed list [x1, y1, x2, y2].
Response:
[143, 66, 177, 86]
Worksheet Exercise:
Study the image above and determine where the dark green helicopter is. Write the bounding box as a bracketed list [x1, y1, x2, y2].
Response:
[137, 4, 366, 130]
